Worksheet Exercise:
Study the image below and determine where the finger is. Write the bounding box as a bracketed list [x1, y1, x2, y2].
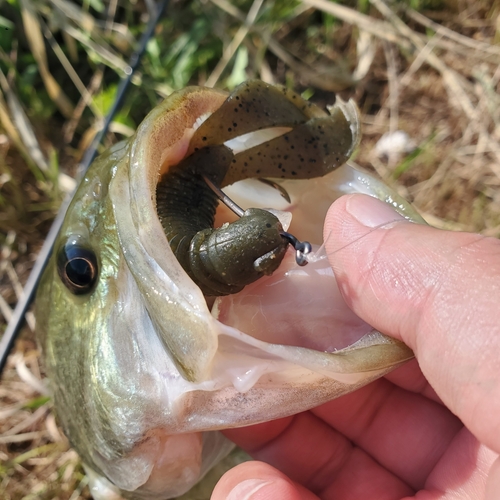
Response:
[220, 402, 494, 499]
[222, 385, 490, 496]
[324, 194, 500, 453]
[223, 411, 413, 498]
[485, 455, 500, 500]
[384, 359, 441, 404]
[222, 417, 293, 453]
[211, 461, 318, 500]
[222, 364, 460, 490]
[422, 428, 496, 500]
[311, 377, 462, 489]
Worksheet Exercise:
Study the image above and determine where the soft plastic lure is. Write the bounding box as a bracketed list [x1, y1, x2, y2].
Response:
[155, 80, 356, 295]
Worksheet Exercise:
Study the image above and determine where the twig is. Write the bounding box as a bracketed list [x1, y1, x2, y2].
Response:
[0, 431, 47, 444]
[210, 0, 244, 21]
[352, 31, 376, 82]
[369, 0, 476, 120]
[63, 68, 104, 144]
[105, 0, 119, 36]
[45, 413, 65, 443]
[68, 475, 89, 500]
[20, 0, 74, 118]
[419, 212, 467, 231]
[411, 155, 454, 205]
[382, 41, 400, 168]
[0, 294, 13, 325]
[63, 24, 131, 75]
[2, 404, 49, 437]
[399, 32, 443, 88]
[49, 0, 99, 34]
[206, 0, 264, 87]
[14, 353, 49, 394]
[405, 7, 500, 57]
[211, 0, 351, 91]
[0, 67, 49, 174]
[0, 402, 26, 421]
[6, 261, 24, 303]
[300, 0, 411, 49]
[383, 43, 399, 131]
[40, 19, 102, 119]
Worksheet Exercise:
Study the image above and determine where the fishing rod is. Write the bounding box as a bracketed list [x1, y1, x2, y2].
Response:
[0, 0, 171, 375]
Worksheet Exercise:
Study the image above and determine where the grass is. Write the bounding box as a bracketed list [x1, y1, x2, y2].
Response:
[1, 0, 500, 497]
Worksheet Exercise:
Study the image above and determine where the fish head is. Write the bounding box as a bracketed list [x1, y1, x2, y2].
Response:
[36, 82, 417, 499]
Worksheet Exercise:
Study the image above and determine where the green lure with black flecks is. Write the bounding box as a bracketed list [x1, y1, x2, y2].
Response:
[156, 80, 355, 297]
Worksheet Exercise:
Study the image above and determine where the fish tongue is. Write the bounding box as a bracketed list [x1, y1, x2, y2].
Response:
[213, 248, 373, 352]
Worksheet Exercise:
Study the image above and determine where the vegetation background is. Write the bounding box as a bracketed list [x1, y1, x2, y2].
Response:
[0, 0, 499, 498]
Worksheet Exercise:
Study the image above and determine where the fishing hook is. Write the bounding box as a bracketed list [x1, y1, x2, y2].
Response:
[203, 175, 311, 266]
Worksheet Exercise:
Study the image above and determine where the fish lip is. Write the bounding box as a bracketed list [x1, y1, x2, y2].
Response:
[111, 88, 228, 383]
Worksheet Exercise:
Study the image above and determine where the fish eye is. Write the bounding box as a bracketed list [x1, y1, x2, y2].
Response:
[57, 239, 98, 295]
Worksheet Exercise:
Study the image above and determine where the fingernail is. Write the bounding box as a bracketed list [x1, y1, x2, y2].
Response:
[226, 479, 272, 500]
[346, 195, 405, 228]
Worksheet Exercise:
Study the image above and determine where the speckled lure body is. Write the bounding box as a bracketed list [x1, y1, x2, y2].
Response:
[156, 80, 357, 296]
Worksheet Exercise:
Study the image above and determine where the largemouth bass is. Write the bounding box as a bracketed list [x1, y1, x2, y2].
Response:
[36, 81, 417, 499]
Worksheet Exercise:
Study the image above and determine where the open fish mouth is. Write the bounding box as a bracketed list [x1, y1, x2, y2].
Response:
[38, 81, 418, 499]
[213, 250, 375, 354]
[110, 82, 414, 397]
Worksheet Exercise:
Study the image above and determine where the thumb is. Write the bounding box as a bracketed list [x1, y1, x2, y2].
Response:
[211, 461, 317, 500]
[324, 194, 500, 453]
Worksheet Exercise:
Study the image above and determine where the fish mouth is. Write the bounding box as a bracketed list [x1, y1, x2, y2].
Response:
[142, 93, 369, 354]
[112, 86, 411, 386]
[212, 249, 375, 354]
[163, 93, 388, 356]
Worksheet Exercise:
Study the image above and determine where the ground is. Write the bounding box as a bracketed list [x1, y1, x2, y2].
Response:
[1, 0, 499, 498]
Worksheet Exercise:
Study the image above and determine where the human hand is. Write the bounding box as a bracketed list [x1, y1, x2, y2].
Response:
[211, 194, 500, 500]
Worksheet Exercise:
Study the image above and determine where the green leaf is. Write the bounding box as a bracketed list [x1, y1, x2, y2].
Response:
[0, 15, 14, 28]
[392, 132, 436, 180]
[23, 395, 51, 410]
[301, 88, 314, 100]
[226, 46, 248, 89]
[84, 0, 104, 13]
[94, 84, 119, 115]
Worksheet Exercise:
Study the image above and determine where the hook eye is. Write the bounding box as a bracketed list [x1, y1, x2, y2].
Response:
[57, 237, 99, 295]
[280, 231, 312, 266]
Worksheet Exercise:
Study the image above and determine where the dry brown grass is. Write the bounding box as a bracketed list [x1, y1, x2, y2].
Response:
[1, 0, 500, 498]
